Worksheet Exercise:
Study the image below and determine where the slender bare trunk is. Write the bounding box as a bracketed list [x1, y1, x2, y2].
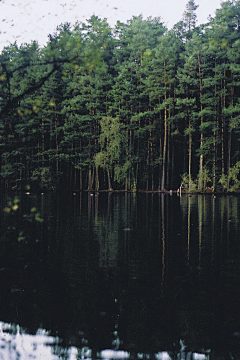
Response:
[198, 55, 204, 192]
[161, 92, 167, 190]
[221, 70, 226, 176]
[107, 168, 112, 191]
[95, 166, 99, 191]
[88, 166, 92, 191]
[55, 115, 59, 173]
[188, 119, 192, 190]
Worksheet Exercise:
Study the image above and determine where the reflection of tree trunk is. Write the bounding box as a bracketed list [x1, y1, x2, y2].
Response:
[212, 195, 215, 260]
[198, 195, 203, 267]
[88, 192, 93, 219]
[95, 192, 99, 217]
[161, 194, 165, 287]
[187, 195, 191, 260]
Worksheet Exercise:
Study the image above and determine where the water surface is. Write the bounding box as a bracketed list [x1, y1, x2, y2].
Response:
[0, 192, 240, 358]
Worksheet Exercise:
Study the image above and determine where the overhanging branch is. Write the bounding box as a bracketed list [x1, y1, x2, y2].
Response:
[0, 63, 59, 118]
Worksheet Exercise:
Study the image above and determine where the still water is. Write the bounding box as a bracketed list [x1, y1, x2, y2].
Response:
[0, 192, 240, 359]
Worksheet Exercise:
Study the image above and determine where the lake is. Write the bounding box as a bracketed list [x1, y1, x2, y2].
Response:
[0, 192, 240, 359]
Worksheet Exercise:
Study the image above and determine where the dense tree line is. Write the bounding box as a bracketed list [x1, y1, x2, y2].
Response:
[1, 0, 240, 192]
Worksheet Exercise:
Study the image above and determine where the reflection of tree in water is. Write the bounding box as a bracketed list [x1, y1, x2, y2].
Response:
[92, 193, 139, 270]
[105, 194, 171, 353]
[93, 197, 119, 268]
[176, 194, 240, 353]
[1, 192, 240, 355]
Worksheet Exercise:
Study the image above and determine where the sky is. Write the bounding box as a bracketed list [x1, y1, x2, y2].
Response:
[0, 0, 223, 51]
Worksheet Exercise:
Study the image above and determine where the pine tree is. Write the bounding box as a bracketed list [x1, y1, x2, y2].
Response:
[142, 31, 181, 190]
[111, 16, 166, 190]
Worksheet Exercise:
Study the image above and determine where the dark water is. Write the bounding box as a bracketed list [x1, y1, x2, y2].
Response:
[0, 192, 240, 358]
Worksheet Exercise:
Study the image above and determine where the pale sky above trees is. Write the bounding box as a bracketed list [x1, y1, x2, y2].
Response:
[0, 0, 222, 50]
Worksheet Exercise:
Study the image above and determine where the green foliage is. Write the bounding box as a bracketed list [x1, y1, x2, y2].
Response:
[2, 191, 43, 243]
[3, 196, 19, 213]
[181, 172, 198, 193]
[94, 116, 127, 187]
[31, 167, 55, 190]
[197, 166, 212, 192]
[219, 161, 240, 192]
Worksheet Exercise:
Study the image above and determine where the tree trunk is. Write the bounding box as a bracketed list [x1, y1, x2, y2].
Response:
[161, 62, 168, 191]
[221, 70, 226, 176]
[107, 168, 113, 191]
[88, 166, 93, 191]
[158, 107, 162, 191]
[188, 119, 192, 191]
[227, 130, 232, 189]
[55, 115, 59, 173]
[42, 117, 45, 167]
[95, 166, 100, 191]
[198, 54, 204, 192]
[161, 98, 167, 190]
[80, 169, 83, 191]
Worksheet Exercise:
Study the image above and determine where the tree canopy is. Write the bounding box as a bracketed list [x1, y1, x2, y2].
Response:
[1, 1, 240, 193]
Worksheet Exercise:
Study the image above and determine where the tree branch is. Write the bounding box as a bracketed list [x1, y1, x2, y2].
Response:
[0, 63, 59, 118]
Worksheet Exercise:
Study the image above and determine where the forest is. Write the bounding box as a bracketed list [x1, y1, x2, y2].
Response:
[1, 0, 240, 193]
